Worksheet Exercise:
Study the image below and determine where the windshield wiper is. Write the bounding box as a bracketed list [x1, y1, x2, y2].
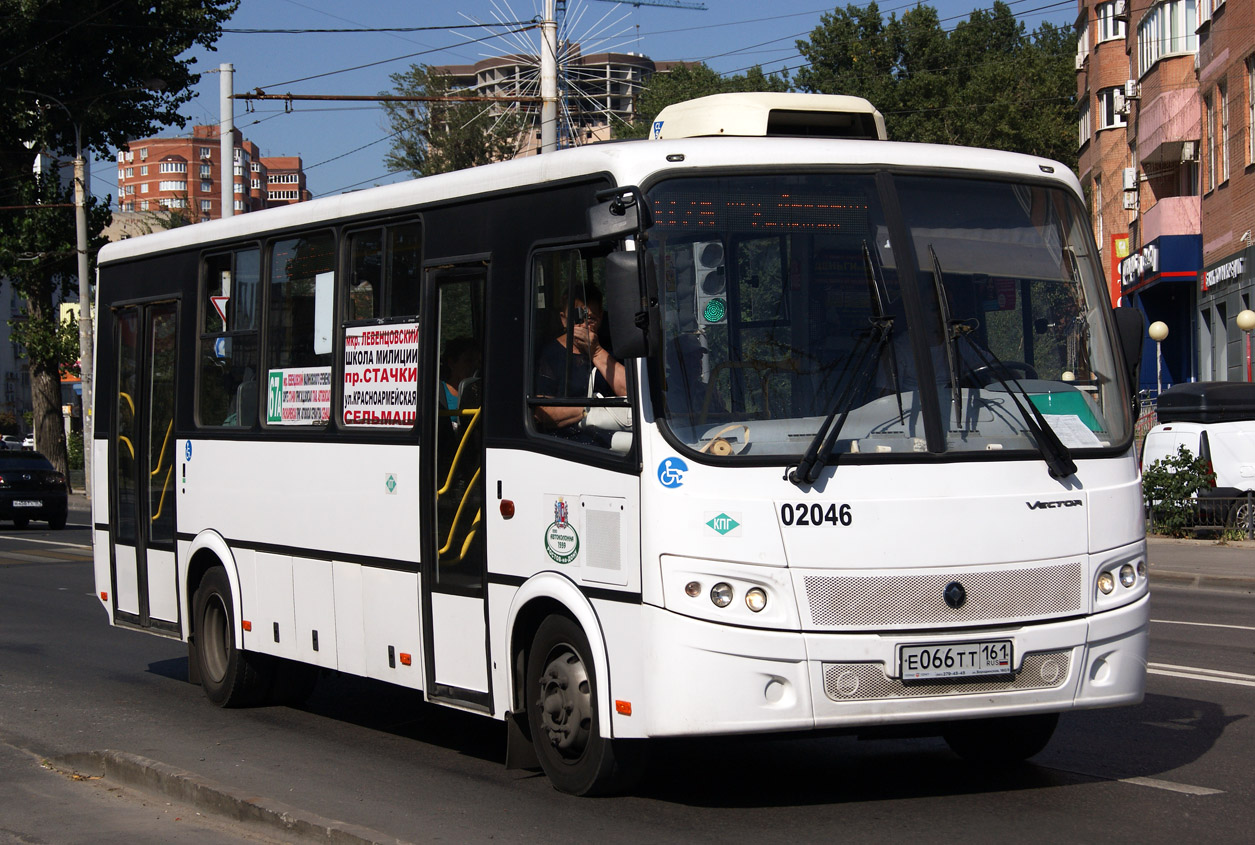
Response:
[957, 334, 1077, 479]
[789, 313, 893, 486]
[928, 245, 964, 429]
[863, 240, 904, 424]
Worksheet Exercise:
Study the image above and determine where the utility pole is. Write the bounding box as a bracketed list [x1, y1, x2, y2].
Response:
[540, 0, 559, 153]
[220, 63, 234, 218]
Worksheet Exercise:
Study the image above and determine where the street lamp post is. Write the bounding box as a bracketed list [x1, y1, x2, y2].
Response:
[1237, 310, 1255, 382]
[1149, 321, 1169, 397]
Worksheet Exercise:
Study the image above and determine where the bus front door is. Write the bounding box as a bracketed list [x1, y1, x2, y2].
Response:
[421, 265, 491, 708]
[108, 302, 180, 634]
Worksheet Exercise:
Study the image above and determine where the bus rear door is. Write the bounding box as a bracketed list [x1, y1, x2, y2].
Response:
[108, 301, 180, 634]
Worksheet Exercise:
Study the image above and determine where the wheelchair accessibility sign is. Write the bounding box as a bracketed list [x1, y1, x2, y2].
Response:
[657, 457, 687, 488]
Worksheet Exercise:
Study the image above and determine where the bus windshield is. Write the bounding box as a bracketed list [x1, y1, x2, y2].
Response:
[646, 171, 1132, 462]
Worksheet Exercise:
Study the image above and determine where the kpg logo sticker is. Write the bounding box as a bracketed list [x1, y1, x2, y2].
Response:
[658, 457, 687, 488]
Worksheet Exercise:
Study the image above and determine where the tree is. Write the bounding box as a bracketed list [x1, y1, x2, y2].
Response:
[1, 1, 238, 207]
[2, 0, 236, 485]
[793, 1, 1077, 169]
[382, 65, 524, 177]
[615, 63, 790, 140]
[0, 171, 111, 483]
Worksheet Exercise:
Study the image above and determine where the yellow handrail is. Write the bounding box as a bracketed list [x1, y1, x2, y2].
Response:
[438, 467, 482, 557]
[150, 419, 173, 478]
[118, 435, 135, 460]
[119, 392, 135, 417]
[151, 464, 173, 522]
[436, 408, 480, 497]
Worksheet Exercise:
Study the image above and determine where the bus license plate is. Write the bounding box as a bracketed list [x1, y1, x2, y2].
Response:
[14, 500, 41, 508]
[900, 640, 1012, 680]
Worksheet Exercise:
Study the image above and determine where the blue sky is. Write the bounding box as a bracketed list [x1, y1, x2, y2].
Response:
[90, 0, 1075, 205]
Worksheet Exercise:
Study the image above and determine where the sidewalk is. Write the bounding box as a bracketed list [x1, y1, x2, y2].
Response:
[1147, 534, 1255, 591]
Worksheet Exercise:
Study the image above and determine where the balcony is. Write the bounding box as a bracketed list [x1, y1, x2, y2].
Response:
[1137, 87, 1199, 165]
[1140, 195, 1200, 243]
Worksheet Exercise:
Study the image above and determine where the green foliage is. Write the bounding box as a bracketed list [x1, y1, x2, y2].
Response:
[1142, 445, 1215, 537]
[1, 0, 238, 206]
[616, 64, 790, 140]
[793, 1, 1077, 168]
[382, 65, 524, 176]
[66, 430, 84, 471]
[0, 412, 17, 436]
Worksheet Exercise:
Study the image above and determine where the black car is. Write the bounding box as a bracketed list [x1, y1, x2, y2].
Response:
[0, 452, 68, 529]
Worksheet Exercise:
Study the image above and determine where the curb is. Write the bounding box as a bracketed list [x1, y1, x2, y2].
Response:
[1149, 570, 1255, 591]
[48, 750, 409, 845]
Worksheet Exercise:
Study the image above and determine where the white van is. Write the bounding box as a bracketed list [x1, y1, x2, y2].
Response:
[1143, 382, 1255, 524]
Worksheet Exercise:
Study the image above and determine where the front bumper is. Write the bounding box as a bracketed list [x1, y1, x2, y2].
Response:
[631, 594, 1148, 738]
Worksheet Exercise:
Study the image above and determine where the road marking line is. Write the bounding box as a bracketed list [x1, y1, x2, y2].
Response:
[1148, 663, 1255, 688]
[1152, 618, 1255, 633]
[1117, 776, 1224, 796]
[1050, 767, 1224, 796]
[0, 536, 91, 551]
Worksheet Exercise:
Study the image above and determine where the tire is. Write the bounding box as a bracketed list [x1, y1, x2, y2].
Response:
[192, 567, 274, 707]
[13, 518, 29, 529]
[943, 713, 1058, 765]
[1229, 499, 1255, 534]
[525, 615, 647, 796]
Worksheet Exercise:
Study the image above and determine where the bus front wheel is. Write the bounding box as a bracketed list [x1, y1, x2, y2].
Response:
[525, 615, 645, 795]
[192, 567, 274, 707]
[943, 712, 1058, 765]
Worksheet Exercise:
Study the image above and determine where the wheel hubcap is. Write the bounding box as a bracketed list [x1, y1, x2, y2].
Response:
[536, 646, 592, 759]
[202, 594, 230, 683]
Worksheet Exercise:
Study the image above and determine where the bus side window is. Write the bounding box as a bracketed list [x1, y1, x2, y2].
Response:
[265, 232, 334, 427]
[197, 248, 260, 428]
[386, 222, 422, 317]
[528, 247, 633, 452]
[346, 229, 381, 321]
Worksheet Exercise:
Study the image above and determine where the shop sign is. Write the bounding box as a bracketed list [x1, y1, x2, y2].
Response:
[1120, 243, 1158, 287]
[1202, 256, 1245, 292]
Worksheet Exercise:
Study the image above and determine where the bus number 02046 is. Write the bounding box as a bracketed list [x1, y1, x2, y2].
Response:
[779, 502, 852, 527]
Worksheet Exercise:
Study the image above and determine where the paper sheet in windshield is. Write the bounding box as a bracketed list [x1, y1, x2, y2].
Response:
[1042, 414, 1103, 448]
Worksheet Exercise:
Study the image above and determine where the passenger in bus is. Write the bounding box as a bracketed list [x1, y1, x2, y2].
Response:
[440, 337, 481, 430]
[533, 286, 627, 435]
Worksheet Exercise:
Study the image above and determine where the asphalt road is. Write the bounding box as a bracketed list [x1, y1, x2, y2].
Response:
[1, 516, 1252, 844]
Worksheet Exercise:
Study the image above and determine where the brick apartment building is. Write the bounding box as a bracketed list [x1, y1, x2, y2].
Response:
[1078, 0, 1255, 386]
[115, 125, 311, 223]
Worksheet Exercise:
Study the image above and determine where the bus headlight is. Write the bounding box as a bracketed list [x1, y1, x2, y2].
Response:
[745, 587, 767, 613]
[1097, 572, 1115, 594]
[710, 582, 734, 607]
[1119, 564, 1136, 588]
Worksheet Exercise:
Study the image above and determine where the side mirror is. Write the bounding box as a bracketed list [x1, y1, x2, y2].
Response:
[604, 250, 658, 359]
[1113, 306, 1144, 395]
[588, 186, 651, 241]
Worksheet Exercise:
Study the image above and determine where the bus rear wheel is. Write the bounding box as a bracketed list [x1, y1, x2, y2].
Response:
[525, 615, 645, 796]
[943, 713, 1058, 765]
[192, 567, 274, 707]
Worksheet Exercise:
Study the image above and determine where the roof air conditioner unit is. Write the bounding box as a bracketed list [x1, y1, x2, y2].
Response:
[1124, 79, 1141, 99]
[1123, 167, 1138, 191]
[1123, 192, 1138, 211]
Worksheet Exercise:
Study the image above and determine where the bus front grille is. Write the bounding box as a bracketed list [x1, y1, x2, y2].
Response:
[821, 651, 1073, 702]
[803, 562, 1084, 629]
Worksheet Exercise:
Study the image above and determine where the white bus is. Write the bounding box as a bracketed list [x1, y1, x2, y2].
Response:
[93, 94, 1149, 796]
